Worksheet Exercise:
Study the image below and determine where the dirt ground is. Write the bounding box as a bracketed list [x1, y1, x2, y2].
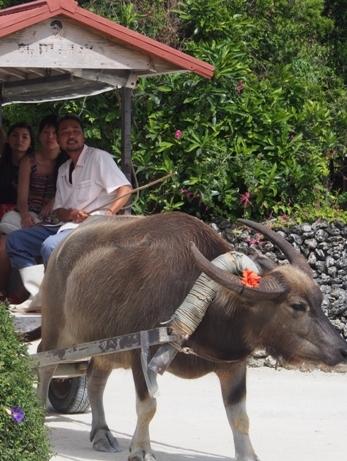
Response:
[46, 366, 347, 461]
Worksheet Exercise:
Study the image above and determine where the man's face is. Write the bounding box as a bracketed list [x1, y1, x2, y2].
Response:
[57, 119, 85, 154]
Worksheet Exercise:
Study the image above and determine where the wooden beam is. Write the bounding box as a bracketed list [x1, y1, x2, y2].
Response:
[0, 68, 27, 79]
[30, 327, 177, 368]
[27, 68, 46, 77]
[68, 69, 138, 90]
[3, 73, 72, 88]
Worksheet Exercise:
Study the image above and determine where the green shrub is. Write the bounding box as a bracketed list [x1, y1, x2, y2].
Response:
[0, 305, 50, 461]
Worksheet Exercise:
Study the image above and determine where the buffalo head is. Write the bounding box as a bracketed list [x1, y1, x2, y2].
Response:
[190, 219, 347, 367]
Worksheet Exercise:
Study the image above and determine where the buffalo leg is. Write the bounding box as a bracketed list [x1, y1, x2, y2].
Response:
[216, 364, 260, 461]
[88, 358, 120, 452]
[129, 358, 157, 461]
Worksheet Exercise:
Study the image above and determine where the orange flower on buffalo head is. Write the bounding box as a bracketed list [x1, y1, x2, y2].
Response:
[241, 269, 261, 288]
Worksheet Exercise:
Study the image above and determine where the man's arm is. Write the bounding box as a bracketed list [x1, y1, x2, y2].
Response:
[105, 185, 133, 215]
[53, 208, 89, 223]
[53, 184, 133, 221]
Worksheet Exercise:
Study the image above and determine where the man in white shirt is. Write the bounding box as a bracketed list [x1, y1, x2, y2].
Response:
[7, 114, 132, 310]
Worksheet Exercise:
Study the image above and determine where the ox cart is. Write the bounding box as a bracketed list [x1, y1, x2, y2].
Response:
[0, 0, 213, 414]
[13, 313, 178, 413]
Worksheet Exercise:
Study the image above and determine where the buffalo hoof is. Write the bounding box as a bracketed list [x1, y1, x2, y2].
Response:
[92, 428, 120, 452]
[128, 449, 156, 461]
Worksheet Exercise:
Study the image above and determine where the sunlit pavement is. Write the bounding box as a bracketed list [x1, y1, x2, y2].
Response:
[43, 365, 347, 461]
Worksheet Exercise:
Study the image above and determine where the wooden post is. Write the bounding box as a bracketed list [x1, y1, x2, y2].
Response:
[121, 87, 133, 214]
[121, 87, 133, 181]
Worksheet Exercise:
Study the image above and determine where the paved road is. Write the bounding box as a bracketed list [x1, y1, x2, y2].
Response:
[47, 366, 347, 461]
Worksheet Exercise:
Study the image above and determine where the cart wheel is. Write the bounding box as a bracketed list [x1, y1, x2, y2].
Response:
[48, 376, 90, 414]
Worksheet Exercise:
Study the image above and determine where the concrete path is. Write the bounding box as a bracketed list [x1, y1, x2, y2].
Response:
[46, 367, 347, 461]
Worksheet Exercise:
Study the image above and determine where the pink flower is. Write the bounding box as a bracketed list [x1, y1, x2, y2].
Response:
[181, 188, 194, 199]
[175, 129, 183, 140]
[247, 234, 262, 246]
[236, 80, 245, 95]
[240, 191, 251, 207]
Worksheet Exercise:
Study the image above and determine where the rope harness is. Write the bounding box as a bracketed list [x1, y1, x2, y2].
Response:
[142, 251, 260, 397]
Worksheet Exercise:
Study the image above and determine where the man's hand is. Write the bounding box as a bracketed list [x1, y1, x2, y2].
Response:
[69, 208, 89, 223]
[55, 208, 89, 223]
[69, 209, 89, 223]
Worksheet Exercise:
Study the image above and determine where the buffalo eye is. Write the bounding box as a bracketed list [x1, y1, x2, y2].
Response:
[291, 302, 307, 312]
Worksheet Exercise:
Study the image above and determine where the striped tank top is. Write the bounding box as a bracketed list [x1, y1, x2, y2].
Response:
[28, 162, 57, 214]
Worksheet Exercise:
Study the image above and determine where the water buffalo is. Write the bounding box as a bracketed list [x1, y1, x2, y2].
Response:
[36, 212, 347, 461]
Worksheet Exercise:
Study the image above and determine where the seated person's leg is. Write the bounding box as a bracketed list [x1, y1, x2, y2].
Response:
[41, 229, 75, 265]
[6, 226, 58, 311]
[6, 226, 53, 270]
[0, 235, 10, 296]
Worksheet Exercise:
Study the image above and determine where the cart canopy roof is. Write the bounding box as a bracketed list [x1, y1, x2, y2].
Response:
[0, 0, 214, 104]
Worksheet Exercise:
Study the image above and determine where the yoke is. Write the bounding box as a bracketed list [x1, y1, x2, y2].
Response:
[14, 314, 180, 399]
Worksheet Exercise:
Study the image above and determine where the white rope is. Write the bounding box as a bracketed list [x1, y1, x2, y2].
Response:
[169, 252, 260, 337]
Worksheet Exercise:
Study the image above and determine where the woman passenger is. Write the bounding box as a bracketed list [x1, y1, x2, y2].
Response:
[0, 122, 34, 300]
[0, 116, 64, 300]
[0, 122, 34, 218]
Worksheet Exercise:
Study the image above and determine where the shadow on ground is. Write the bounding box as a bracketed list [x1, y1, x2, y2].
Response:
[47, 414, 233, 461]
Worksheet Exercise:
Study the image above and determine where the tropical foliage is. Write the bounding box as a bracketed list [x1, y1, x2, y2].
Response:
[1, 0, 346, 220]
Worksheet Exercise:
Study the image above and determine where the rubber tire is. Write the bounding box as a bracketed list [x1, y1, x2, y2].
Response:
[48, 376, 90, 414]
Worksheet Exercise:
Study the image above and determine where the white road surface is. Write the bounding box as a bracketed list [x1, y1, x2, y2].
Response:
[46, 366, 347, 461]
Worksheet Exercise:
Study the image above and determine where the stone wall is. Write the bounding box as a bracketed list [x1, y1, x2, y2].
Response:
[215, 219, 347, 343]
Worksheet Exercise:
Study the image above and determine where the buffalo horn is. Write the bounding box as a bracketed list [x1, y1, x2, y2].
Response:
[238, 219, 313, 276]
[190, 243, 288, 301]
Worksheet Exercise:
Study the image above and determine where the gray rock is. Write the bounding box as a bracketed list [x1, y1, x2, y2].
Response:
[223, 228, 238, 244]
[315, 229, 329, 242]
[252, 349, 268, 359]
[315, 260, 326, 273]
[302, 224, 312, 233]
[331, 319, 345, 331]
[327, 226, 341, 236]
[264, 251, 278, 261]
[327, 266, 337, 276]
[277, 231, 287, 239]
[308, 252, 317, 266]
[301, 246, 310, 257]
[320, 285, 331, 294]
[262, 242, 274, 252]
[210, 222, 220, 233]
[315, 249, 325, 260]
[326, 256, 335, 268]
[304, 238, 318, 249]
[336, 258, 346, 269]
[290, 233, 303, 245]
[264, 355, 278, 368]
